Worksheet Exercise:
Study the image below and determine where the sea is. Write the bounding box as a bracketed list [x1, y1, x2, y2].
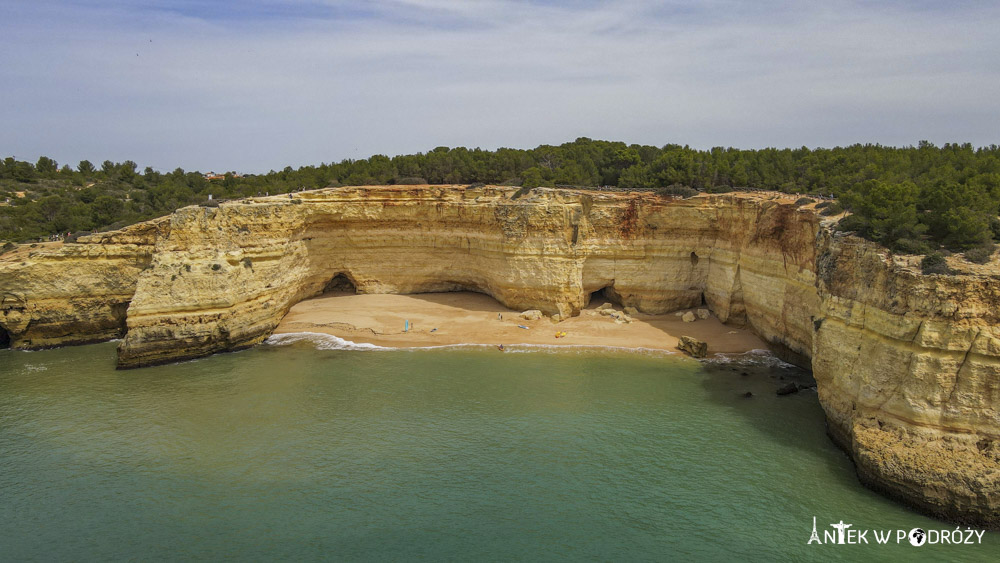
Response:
[1, 336, 996, 561]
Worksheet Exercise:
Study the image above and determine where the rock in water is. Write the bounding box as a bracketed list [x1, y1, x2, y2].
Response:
[682, 311, 696, 322]
[776, 383, 799, 396]
[743, 391, 754, 399]
[676, 335, 708, 358]
[696, 308, 710, 320]
[519, 310, 543, 321]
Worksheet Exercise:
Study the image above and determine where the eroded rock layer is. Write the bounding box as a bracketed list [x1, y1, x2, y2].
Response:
[1, 185, 997, 527]
[0, 219, 167, 348]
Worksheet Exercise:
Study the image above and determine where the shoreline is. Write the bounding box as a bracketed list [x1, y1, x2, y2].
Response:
[272, 291, 768, 356]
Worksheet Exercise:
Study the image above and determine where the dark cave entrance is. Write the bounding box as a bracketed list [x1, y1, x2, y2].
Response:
[588, 286, 621, 308]
[324, 273, 357, 294]
[0, 327, 10, 349]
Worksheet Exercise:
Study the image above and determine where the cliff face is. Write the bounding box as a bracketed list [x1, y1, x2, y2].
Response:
[0, 185, 997, 527]
[813, 234, 1000, 526]
[116, 187, 820, 368]
[0, 219, 167, 348]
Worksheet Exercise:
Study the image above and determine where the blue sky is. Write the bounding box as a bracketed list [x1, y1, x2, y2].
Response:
[2, 0, 998, 172]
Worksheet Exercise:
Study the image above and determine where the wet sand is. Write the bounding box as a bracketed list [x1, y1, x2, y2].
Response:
[273, 291, 766, 355]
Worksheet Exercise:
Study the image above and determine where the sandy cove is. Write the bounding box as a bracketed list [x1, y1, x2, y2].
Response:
[272, 291, 766, 354]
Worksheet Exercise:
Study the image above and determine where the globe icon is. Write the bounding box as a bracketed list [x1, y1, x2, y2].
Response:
[908, 528, 926, 546]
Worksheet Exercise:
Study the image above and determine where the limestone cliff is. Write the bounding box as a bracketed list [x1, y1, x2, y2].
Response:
[0, 185, 997, 528]
[0, 219, 167, 348]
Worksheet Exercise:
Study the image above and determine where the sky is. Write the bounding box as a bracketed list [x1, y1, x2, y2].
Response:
[1, 0, 998, 173]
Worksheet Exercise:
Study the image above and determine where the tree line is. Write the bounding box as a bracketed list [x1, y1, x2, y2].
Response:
[2, 139, 999, 262]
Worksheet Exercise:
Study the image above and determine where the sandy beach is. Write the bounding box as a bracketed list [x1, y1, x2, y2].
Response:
[273, 291, 766, 355]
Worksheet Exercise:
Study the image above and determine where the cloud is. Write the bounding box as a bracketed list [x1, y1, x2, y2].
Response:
[1, 0, 998, 172]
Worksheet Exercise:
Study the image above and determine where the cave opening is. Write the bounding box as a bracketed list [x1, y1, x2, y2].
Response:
[690, 251, 699, 266]
[587, 286, 621, 308]
[0, 327, 10, 349]
[323, 273, 357, 294]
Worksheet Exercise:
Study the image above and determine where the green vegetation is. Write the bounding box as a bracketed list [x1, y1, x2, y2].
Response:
[2, 139, 999, 258]
[964, 243, 996, 265]
[921, 252, 952, 275]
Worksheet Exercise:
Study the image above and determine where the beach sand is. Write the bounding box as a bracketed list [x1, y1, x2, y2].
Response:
[273, 291, 766, 355]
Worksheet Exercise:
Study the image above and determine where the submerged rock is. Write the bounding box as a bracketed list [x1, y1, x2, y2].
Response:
[776, 383, 799, 396]
[676, 335, 708, 358]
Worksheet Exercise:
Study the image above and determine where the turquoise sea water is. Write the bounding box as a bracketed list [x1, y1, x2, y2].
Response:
[0, 339, 996, 561]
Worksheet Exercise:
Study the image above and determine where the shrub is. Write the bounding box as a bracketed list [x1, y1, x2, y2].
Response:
[794, 197, 815, 206]
[836, 214, 866, 233]
[241, 257, 253, 269]
[820, 201, 844, 216]
[211, 263, 221, 271]
[707, 185, 734, 194]
[466, 182, 486, 189]
[655, 185, 698, 198]
[891, 238, 930, 255]
[921, 252, 951, 275]
[990, 217, 1000, 240]
[815, 201, 832, 209]
[0, 241, 15, 254]
[964, 243, 996, 265]
[394, 177, 427, 185]
[511, 186, 532, 200]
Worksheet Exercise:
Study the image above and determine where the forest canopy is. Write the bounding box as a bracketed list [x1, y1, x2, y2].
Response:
[2, 138, 999, 255]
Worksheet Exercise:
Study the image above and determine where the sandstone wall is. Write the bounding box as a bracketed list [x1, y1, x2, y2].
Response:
[115, 187, 820, 370]
[813, 233, 1000, 526]
[0, 219, 167, 348]
[1, 185, 997, 527]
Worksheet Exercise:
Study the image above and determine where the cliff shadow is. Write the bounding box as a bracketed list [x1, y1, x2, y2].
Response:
[694, 360, 859, 486]
[0, 326, 9, 349]
[406, 290, 512, 314]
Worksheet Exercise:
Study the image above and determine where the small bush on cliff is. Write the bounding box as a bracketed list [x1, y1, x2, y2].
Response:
[656, 185, 698, 198]
[964, 243, 996, 264]
[921, 252, 951, 275]
[891, 237, 931, 255]
[511, 186, 532, 200]
[820, 201, 844, 216]
[211, 263, 221, 271]
[394, 177, 427, 185]
[794, 197, 814, 206]
[1, 241, 15, 254]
